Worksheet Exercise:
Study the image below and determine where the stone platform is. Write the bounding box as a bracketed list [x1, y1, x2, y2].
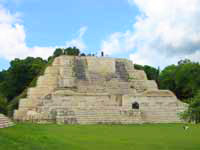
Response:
[14, 56, 187, 124]
[0, 114, 14, 128]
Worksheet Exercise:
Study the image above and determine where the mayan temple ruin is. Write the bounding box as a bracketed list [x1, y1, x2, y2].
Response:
[14, 56, 187, 124]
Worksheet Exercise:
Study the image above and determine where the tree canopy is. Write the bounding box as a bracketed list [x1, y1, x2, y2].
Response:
[53, 47, 81, 58]
[0, 57, 47, 101]
[64, 47, 80, 56]
[159, 60, 200, 100]
[134, 64, 160, 85]
[180, 91, 200, 124]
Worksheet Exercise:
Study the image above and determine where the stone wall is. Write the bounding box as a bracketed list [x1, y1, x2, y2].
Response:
[14, 56, 187, 124]
[0, 114, 14, 128]
[122, 92, 187, 123]
[87, 57, 116, 77]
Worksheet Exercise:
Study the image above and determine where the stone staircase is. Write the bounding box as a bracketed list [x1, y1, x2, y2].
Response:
[52, 107, 143, 124]
[74, 109, 142, 124]
[115, 61, 129, 81]
[36, 93, 143, 124]
[0, 114, 14, 128]
[74, 57, 88, 80]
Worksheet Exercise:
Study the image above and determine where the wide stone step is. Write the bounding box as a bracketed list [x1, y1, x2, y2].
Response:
[56, 111, 143, 124]
[58, 117, 142, 124]
[0, 114, 14, 128]
[0, 124, 14, 128]
[0, 122, 14, 125]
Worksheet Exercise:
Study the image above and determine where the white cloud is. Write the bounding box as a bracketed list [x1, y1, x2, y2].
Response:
[0, 4, 87, 60]
[0, 5, 20, 24]
[65, 26, 87, 50]
[101, 31, 135, 55]
[0, 6, 54, 60]
[102, 0, 200, 68]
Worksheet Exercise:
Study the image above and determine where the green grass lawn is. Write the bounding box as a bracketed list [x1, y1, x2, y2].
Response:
[0, 123, 199, 150]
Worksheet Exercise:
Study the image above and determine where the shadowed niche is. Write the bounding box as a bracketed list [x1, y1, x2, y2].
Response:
[132, 102, 139, 109]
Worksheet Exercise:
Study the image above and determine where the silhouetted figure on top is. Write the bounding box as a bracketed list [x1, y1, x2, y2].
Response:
[101, 51, 104, 57]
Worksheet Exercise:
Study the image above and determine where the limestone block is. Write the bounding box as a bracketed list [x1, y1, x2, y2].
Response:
[27, 87, 54, 98]
[59, 67, 75, 77]
[53, 55, 74, 66]
[14, 110, 28, 120]
[130, 80, 158, 92]
[52, 57, 61, 66]
[0, 114, 14, 128]
[44, 66, 59, 75]
[59, 77, 76, 88]
[116, 59, 134, 71]
[142, 90, 175, 97]
[87, 57, 116, 76]
[145, 80, 158, 90]
[37, 76, 58, 87]
[19, 98, 42, 109]
[129, 70, 147, 80]
[18, 98, 29, 107]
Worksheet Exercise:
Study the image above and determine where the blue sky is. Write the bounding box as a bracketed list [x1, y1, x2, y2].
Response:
[0, 0, 139, 70]
[15, 0, 138, 48]
[0, 0, 200, 70]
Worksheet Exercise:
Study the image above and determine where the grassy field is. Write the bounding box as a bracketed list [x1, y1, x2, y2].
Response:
[0, 123, 199, 150]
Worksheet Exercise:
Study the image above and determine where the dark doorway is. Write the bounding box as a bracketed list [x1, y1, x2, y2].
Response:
[132, 102, 139, 109]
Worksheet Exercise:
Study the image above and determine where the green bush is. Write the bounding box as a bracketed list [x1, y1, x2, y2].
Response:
[180, 91, 200, 124]
[0, 95, 8, 115]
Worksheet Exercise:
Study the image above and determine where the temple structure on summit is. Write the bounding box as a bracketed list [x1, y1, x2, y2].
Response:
[14, 56, 187, 124]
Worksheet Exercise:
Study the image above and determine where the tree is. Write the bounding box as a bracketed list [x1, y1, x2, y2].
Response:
[80, 53, 86, 56]
[0, 57, 47, 100]
[0, 94, 8, 115]
[64, 47, 80, 56]
[159, 65, 177, 96]
[180, 91, 200, 124]
[178, 59, 192, 65]
[160, 60, 200, 100]
[134, 64, 144, 70]
[134, 64, 160, 81]
[53, 48, 64, 57]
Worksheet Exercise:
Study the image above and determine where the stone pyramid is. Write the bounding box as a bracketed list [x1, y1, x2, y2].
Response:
[14, 56, 187, 124]
[0, 114, 14, 128]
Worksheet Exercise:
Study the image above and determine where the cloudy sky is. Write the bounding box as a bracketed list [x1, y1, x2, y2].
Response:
[0, 0, 200, 70]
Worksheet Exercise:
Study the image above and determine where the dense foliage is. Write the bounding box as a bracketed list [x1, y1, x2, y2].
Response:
[0, 57, 47, 115]
[0, 57, 47, 101]
[53, 47, 81, 57]
[180, 91, 200, 124]
[134, 64, 160, 84]
[0, 95, 8, 114]
[159, 60, 200, 100]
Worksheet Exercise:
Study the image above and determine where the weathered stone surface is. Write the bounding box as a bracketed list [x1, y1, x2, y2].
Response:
[14, 56, 188, 124]
[0, 114, 14, 128]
